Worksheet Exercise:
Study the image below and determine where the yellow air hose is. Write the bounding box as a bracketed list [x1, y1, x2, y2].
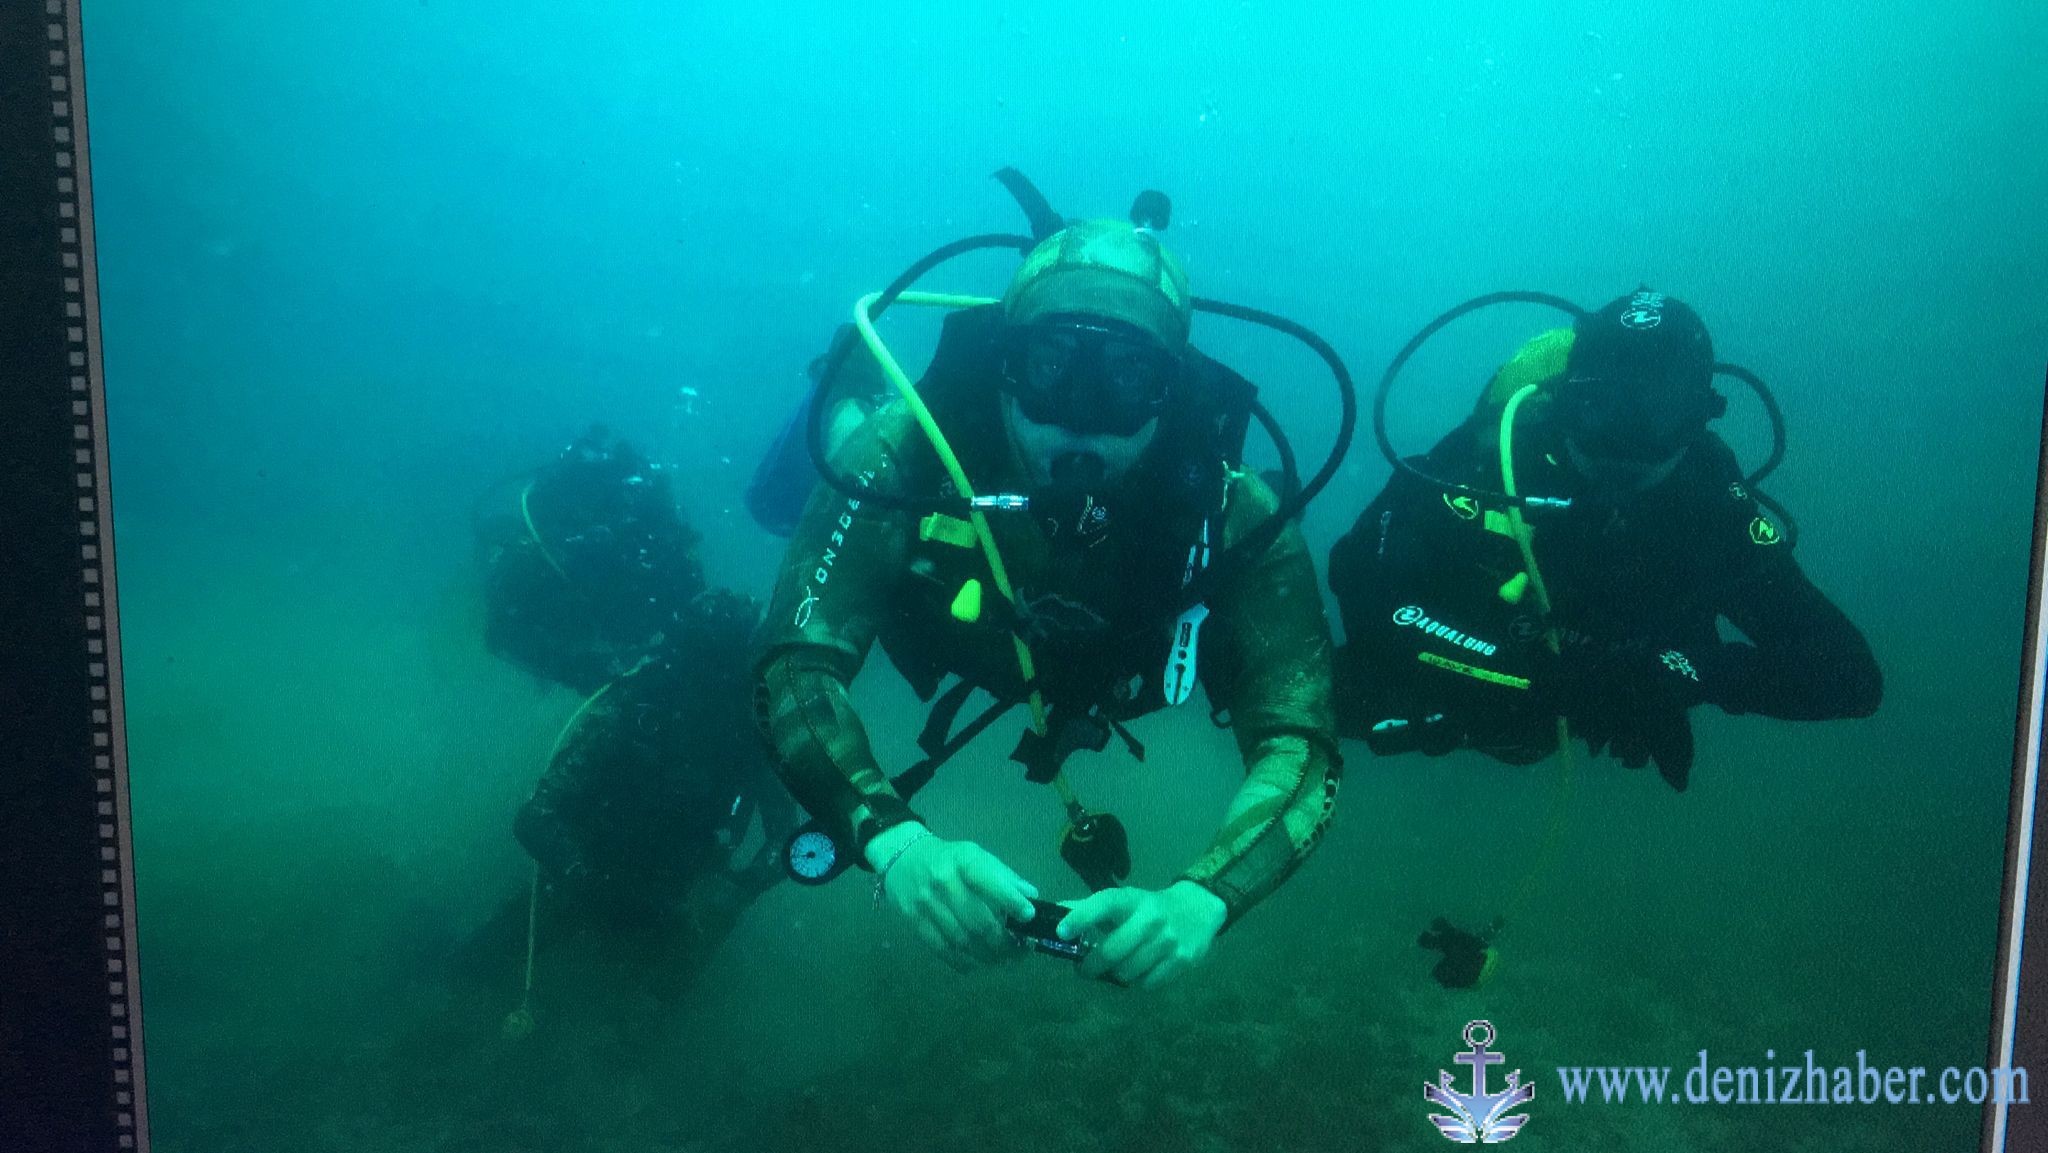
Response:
[501, 666, 641, 1039]
[1492, 384, 1578, 942]
[851, 292, 1072, 802]
[500, 867, 540, 1040]
[518, 481, 573, 583]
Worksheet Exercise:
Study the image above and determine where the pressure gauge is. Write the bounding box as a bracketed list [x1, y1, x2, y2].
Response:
[786, 824, 851, 886]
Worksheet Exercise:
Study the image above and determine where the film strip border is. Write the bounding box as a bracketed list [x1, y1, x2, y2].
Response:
[1985, 378, 2048, 1153]
[47, 0, 148, 1147]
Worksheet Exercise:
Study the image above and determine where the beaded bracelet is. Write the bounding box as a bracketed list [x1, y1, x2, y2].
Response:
[872, 827, 935, 909]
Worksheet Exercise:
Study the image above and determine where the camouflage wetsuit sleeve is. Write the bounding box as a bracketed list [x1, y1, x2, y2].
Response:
[1180, 471, 1342, 924]
[750, 412, 924, 860]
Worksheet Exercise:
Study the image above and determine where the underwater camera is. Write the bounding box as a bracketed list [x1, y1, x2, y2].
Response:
[1009, 898, 1089, 962]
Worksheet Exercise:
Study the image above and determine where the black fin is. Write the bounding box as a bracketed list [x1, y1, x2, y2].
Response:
[993, 167, 1064, 241]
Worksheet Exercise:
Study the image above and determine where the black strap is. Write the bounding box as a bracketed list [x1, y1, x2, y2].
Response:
[892, 684, 1018, 801]
[1011, 705, 1137, 784]
[1013, 708, 1094, 784]
[915, 680, 979, 760]
[1109, 718, 1146, 762]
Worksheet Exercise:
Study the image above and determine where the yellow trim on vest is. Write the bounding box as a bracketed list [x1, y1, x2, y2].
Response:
[919, 512, 979, 549]
[1417, 650, 1531, 690]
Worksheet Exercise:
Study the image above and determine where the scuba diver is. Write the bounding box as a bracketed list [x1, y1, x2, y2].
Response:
[499, 585, 796, 1007]
[1330, 289, 1882, 793]
[475, 426, 707, 693]
[751, 171, 1355, 990]
[468, 427, 797, 1021]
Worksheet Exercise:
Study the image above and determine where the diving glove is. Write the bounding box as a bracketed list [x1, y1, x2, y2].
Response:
[1535, 640, 1737, 791]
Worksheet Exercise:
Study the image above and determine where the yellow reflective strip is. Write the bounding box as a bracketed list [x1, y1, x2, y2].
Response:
[918, 513, 978, 548]
[1417, 650, 1531, 690]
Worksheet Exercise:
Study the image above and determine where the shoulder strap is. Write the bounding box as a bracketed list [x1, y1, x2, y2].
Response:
[892, 680, 1018, 801]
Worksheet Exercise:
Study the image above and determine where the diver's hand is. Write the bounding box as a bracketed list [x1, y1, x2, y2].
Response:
[868, 823, 1038, 971]
[1587, 710, 1696, 791]
[1537, 640, 1707, 792]
[1540, 640, 1716, 719]
[1059, 881, 1227, 990]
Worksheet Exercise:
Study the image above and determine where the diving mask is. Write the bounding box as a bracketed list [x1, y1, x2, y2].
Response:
[1000, 314, 1180, 437]
[1552, 372, 1726, 464]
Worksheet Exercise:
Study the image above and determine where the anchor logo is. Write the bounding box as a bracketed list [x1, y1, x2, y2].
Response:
[1424, 1020, 1534, 1144]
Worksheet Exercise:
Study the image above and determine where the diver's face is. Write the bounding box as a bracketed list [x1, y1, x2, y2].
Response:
[1553, 370, 1702, 495]
[1552, 362, 1715, 495]
[1563, 436, 1688, 494]
[1002, 394, 1158, 489]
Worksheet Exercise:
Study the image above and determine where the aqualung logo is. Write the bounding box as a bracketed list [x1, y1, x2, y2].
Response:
[1393, 606, 1499, 658]
[1621, 290, 1666, 331]
[1426, 1020, 1534, 1144]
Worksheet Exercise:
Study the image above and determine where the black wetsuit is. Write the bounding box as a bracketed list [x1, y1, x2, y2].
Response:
[515, 590, 795, 908]
[476, 430, 707, 695]
[1328, 412, 1881, 788]
[463, 590, 798, 1005]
